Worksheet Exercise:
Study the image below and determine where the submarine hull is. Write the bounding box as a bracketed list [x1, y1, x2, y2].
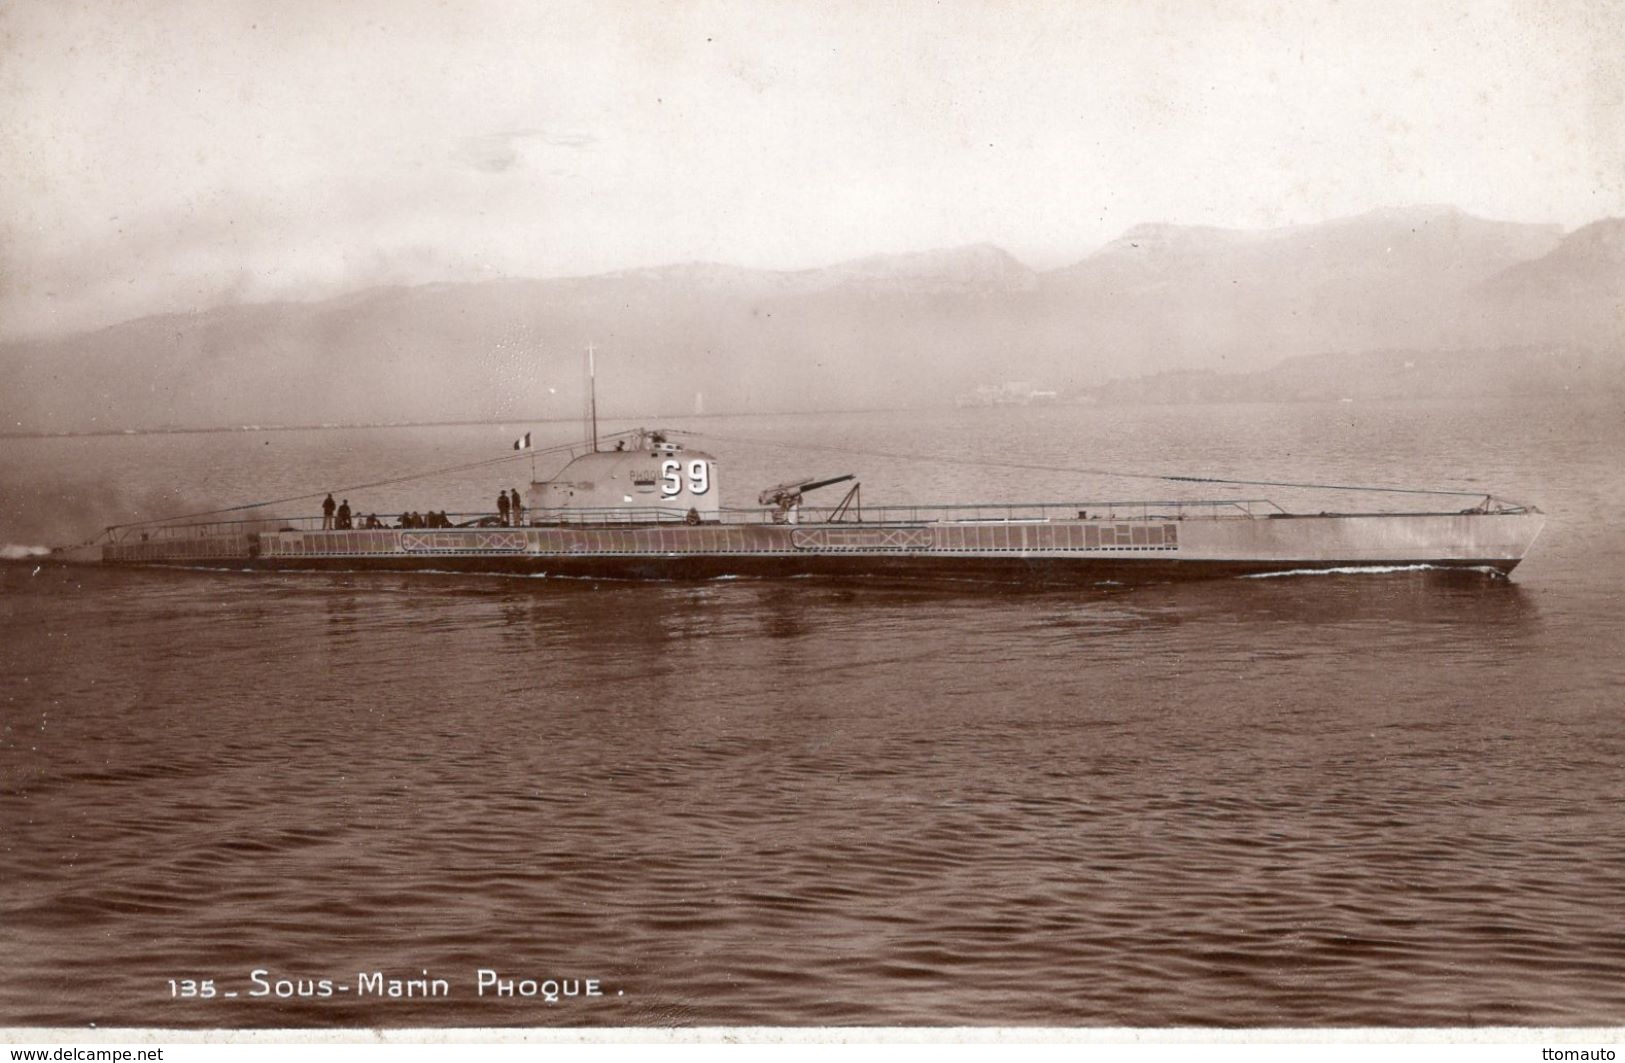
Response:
[95, 511, 1545, 585]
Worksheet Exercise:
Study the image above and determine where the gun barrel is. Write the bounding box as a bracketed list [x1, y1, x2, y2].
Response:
[758, 473, 856, 506]
[799, 474, 855, 494]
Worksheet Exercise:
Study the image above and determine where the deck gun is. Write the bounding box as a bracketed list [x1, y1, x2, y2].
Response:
[758, 474, 857, 523]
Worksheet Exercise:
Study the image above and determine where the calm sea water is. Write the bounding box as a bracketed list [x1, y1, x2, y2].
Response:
[3, 398, 1624, 1029]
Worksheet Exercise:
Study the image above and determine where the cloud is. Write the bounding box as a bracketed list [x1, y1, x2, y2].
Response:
[459, 135, 522, 174]
[0, 190, 516, 339]
[455, 129, 597, 174]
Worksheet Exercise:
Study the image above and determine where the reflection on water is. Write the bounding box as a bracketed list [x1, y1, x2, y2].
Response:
[3, 399, 1624, 1028]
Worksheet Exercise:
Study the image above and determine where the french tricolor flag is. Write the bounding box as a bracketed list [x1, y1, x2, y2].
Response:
[513, 431, 531, 451]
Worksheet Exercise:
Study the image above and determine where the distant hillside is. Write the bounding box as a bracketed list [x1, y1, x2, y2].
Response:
[1475, 219, 1625, 348]
[607, 243, 1038, 296]
[1036, 205, 1567, 363]
[1, 207, 1618, 434]
[1087, 348, 1625, 406]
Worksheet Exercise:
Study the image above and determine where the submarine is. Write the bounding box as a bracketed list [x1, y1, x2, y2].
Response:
[72, 426, 1545, 584]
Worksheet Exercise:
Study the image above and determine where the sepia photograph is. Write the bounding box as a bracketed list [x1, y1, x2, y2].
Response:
[2, 0, 1623, 1045]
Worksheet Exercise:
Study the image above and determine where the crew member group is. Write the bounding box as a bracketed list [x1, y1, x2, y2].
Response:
[319, 488, 525, 529]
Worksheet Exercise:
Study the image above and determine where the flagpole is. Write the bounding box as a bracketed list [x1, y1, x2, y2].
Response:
[587, 341, 599, 453]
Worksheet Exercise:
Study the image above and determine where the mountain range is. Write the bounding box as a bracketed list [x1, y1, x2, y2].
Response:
[2, 206, 1620, 434]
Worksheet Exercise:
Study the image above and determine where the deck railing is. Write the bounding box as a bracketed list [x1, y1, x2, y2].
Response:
[747, 498, 1285, 525]
[103, 497, 1290, 542]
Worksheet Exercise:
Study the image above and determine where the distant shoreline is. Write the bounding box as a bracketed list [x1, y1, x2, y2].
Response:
[0, 417, 580, 441]
[6, 347, 1619, 440]
[0, 405, 921, 441]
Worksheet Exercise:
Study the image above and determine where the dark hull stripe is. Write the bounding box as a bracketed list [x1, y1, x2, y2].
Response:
[117, 553, 1520, 585]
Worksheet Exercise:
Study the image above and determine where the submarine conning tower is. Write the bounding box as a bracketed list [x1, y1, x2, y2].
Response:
[529, 429, 721, 523]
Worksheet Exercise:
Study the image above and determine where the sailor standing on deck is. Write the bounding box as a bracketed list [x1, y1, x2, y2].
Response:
[497, 490, 511, 527]
[510, 487, 523, 526]
[322, 494, 336, 529]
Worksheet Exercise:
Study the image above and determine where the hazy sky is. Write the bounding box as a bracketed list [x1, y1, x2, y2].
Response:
[2, 0, 1621, 339]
